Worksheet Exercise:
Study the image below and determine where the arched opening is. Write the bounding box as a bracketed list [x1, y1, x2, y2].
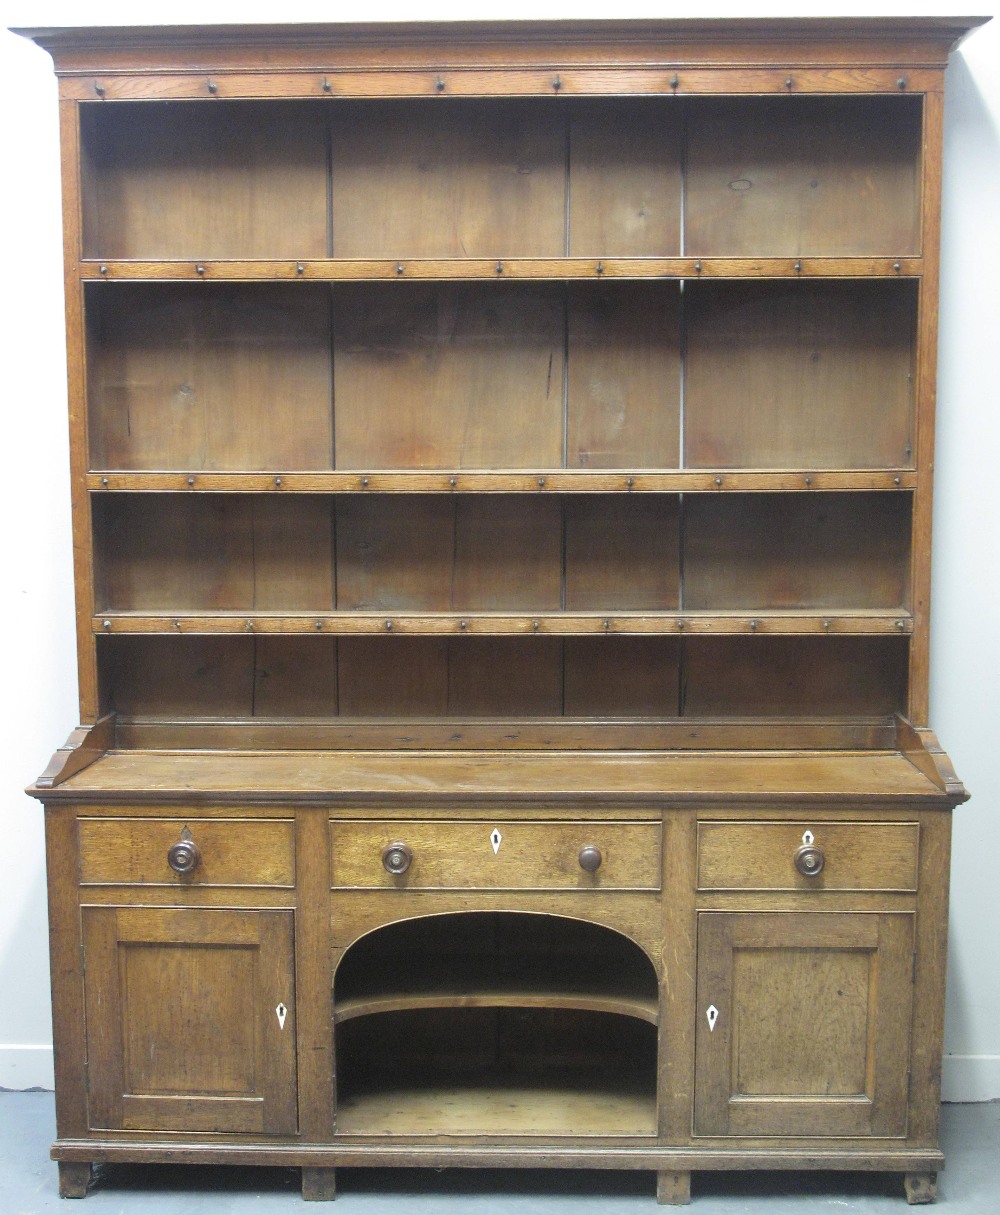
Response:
[333, 912, 659, 1137]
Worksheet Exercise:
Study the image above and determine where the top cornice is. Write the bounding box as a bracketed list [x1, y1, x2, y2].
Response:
[12, 17, 990, 74]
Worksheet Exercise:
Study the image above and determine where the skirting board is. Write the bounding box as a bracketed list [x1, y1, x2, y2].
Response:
[1, 1047, 998, 1101]
[941, 1055, 1000, 1103]
[0, 1046, 55, 1091]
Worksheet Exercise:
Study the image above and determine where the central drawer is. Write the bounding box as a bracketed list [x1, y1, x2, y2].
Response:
[330, 820, 661, 890]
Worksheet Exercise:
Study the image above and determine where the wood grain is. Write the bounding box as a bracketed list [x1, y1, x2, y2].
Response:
[684, 280, 916, 470]
[77, 255, 924, 281]
[88, 283, 334, 471]
[82, 906, 297, 1135]
[336, 1074, 657, 1137]
[78, 817, 295, 886]
[685, 96, 921, 257]
[696, 821, 919, 892]
[329, 819, 661, 889]
[99, 635, 255, 718]
[565, 496, 680, 611]
[86, 470, 920, 492]
[563, 638, 680, 717]
[683, 492, 911, 610]
[81, 101, 330, 260]
[694, 911, 914, 1137]
[334, 283, 564, 469]
[50, 748, 949, 802]
[568, 283, 681, 469]
[568, 99, 681, 257]
[331, 99, 565, 258]
[682, 636, 909, 718]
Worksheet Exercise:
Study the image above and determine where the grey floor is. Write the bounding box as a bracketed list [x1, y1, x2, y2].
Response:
[1, 1094, 997, 1214]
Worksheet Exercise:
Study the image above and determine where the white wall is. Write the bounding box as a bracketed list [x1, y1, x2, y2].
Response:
[1, 0, 997, 1098]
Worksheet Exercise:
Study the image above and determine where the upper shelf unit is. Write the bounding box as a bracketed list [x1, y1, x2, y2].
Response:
[78, 95, 923, 265]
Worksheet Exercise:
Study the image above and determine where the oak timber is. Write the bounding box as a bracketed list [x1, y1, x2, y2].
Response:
[18, 14, 980, 1206]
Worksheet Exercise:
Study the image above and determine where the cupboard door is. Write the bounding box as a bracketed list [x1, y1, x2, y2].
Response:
[82, 907, 297, 1135]
[694, 912, 913, 1138]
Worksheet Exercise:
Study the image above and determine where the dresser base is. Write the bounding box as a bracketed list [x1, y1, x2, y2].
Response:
[51, 1139, 946, 1204]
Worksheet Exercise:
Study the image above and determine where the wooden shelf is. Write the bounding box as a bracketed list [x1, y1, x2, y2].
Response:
[43, 747, 949, 803]
[335, 1072, 657, 1137]
[335, 970, 658, 1026]
[79, 257, 923, 282]
[87, 471, 918, 493]
[93, 611, 913, 637]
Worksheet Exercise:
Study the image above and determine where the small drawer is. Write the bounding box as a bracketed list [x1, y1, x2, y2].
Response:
[330, 820, 661, 890]
[697, 820, 919, 892]
[78, 817, 296, 887]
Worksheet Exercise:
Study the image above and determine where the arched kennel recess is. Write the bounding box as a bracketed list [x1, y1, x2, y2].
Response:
[333, 911, 660, 1137]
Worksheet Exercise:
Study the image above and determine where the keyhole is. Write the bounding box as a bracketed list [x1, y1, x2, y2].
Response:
[276, 1003, 288, 1030]
[490, 829, 502, 855]
[706, 1005, 719, 1032]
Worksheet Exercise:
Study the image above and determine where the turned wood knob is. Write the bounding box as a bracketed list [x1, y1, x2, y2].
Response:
[794, 843, 825, 877]
[578, 845, 603, 873]
[382, 841, 413, 875]
[167, 834, 201, 875]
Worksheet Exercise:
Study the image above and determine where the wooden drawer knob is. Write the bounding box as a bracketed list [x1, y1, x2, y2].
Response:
[578, 845, 603, 873]
[382, 841, 413, 875]
[794, 843, 825, 877]
[167, 833, 201, 875]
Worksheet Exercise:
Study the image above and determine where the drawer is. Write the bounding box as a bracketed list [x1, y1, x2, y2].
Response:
[78, 817, 296, 887]
[697, 820, 919, 892]
[330, 820, 661, 890]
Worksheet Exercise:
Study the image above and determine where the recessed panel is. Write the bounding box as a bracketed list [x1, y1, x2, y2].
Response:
[122, 943, 257, 1095]
[732, 946, 872, 1096]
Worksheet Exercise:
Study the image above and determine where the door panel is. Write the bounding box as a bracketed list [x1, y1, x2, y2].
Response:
[694, 912, 913, 1138]
[82, 907, 297, 1135]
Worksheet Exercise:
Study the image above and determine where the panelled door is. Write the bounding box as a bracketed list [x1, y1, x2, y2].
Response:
[82, 906, 297, 1134]
[694, 911, 914, 1138]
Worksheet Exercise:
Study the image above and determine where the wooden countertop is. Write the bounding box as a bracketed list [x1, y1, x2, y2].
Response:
[38, 747, 951, 805]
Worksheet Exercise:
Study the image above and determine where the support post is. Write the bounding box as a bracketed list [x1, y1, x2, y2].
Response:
[302, 1166, 337, 1200]
[657, 1169, 691, 1205]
